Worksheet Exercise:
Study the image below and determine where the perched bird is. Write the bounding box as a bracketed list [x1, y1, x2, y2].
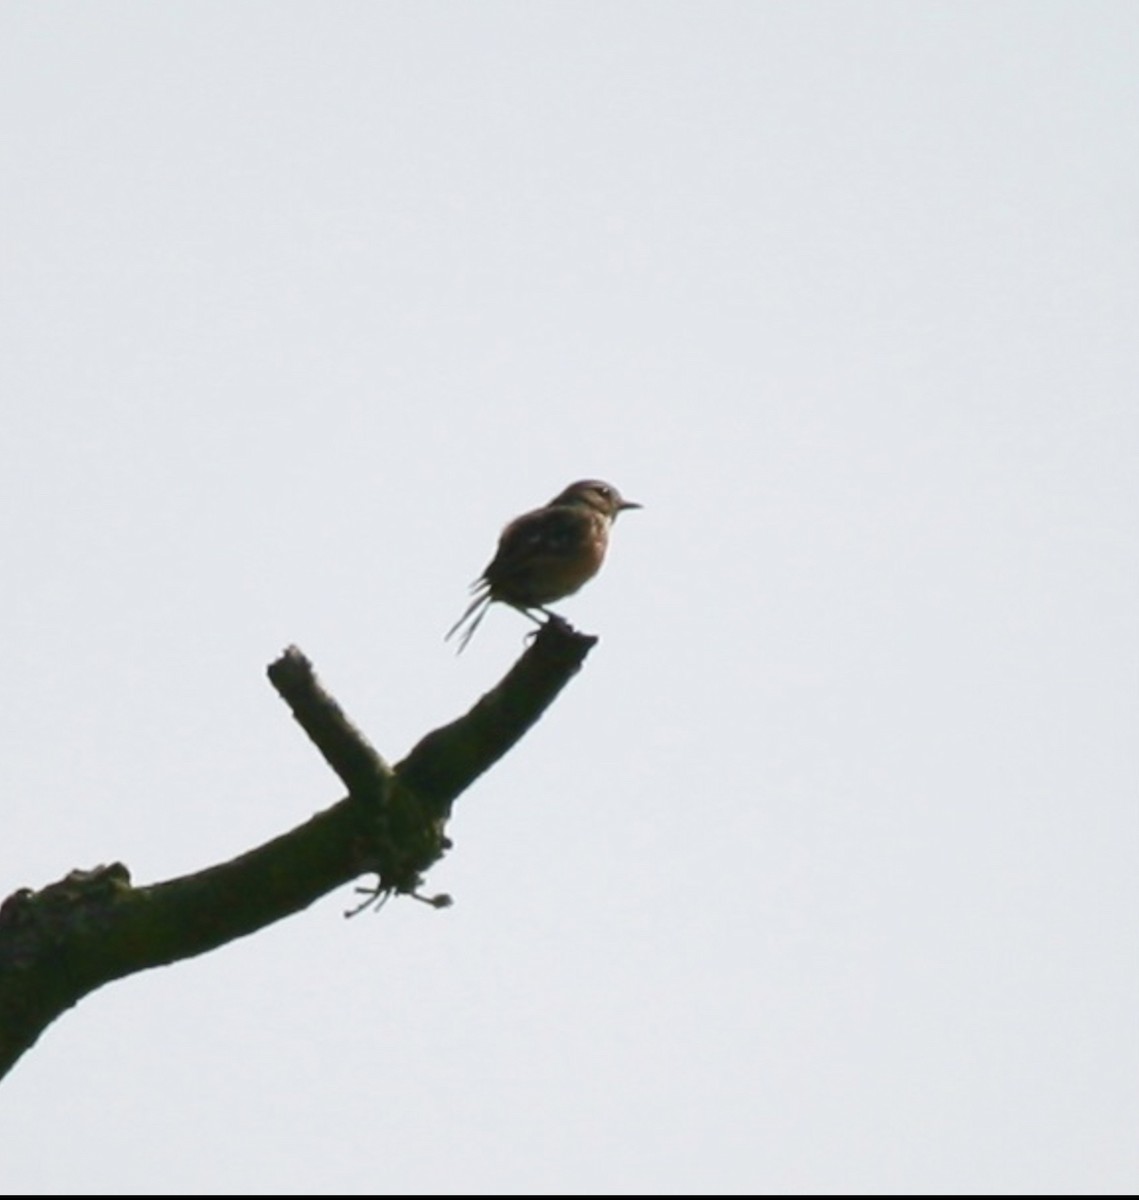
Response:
[446, 479, 641, 652]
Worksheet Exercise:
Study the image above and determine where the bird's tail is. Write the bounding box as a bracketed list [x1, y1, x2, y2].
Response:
[445, 586, 492, 653]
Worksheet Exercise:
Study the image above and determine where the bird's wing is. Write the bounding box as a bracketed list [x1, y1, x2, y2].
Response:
[483, 506, 585, 584]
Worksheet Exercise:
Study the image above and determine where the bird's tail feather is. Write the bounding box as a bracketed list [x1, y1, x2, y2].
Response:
[445, 589, 492, 653]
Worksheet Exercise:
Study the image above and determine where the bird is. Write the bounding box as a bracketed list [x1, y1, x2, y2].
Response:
[446, 479, 641, 652]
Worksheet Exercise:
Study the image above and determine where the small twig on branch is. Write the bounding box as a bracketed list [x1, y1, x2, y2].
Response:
[267, 645, 392, 802]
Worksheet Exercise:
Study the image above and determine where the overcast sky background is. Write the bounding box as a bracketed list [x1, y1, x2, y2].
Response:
[1, 2, 1136, 1193]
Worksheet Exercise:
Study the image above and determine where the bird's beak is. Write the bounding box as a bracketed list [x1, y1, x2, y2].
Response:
[618, 499, 642, 513]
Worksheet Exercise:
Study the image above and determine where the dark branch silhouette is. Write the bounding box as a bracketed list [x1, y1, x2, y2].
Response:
[0, 618, 597, 1081]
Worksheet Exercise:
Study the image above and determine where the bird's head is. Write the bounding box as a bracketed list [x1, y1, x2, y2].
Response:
[550, 479, 642, 520]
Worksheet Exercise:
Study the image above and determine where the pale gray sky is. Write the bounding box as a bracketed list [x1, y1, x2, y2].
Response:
[1, 2, 1136, 1193]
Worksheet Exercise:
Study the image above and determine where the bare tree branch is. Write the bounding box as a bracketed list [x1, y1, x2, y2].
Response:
[0, 618, 597, 1081]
